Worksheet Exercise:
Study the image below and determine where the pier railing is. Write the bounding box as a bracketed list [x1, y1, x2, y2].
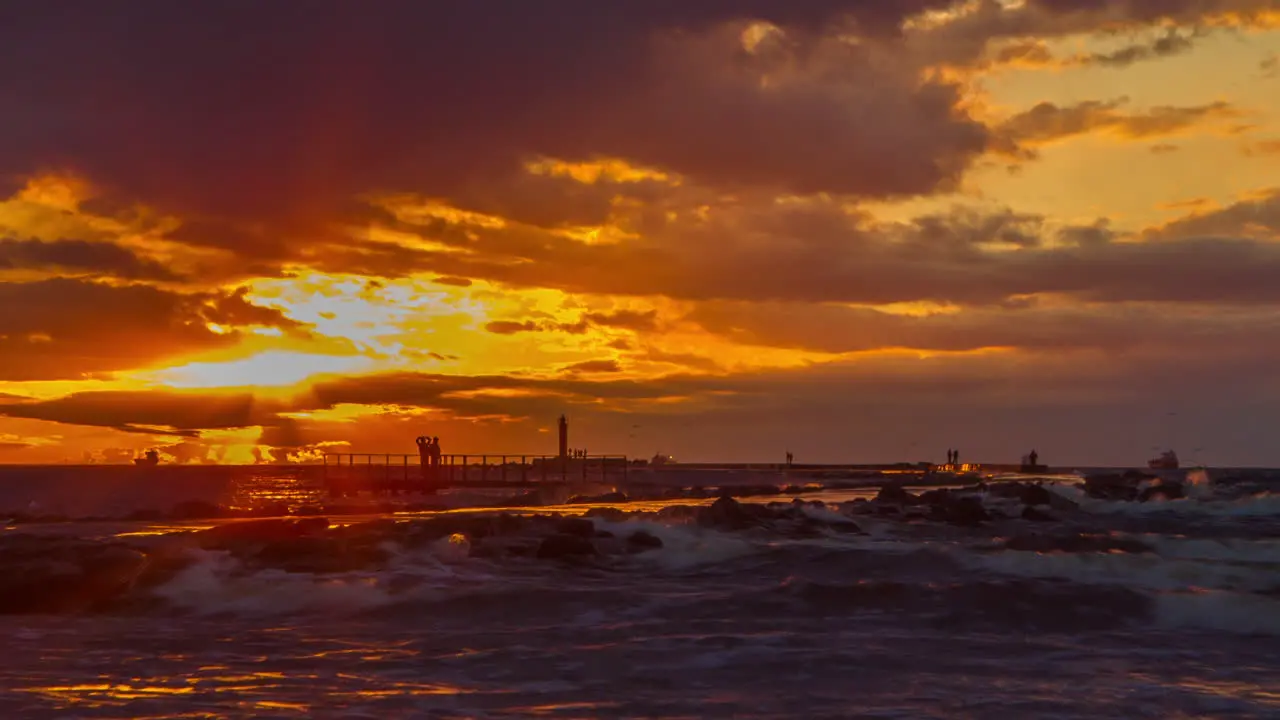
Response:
[321, 452, 629, 496]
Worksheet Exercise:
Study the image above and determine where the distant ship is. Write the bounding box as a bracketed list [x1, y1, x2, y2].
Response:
[1148, 449, 1179, 470]
[133, 449, 160, 467]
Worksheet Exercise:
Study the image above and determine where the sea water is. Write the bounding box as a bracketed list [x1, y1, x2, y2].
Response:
[0, 466, 1277, 718]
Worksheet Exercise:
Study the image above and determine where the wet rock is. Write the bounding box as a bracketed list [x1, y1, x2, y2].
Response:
[696, 496, 771, 531]
[583, 507, 630, 522]
[554, 517, 596, 538]
[988, 482, 1052, 507]
[925, 494, 990, 526]
[1139, 482, 1185, 502]
[196, 517, 330, 549]
[535, 533, 597, 560]
[0, 536, 151, 613]
[1082, 473, 1141, 502]
[875, 485, 918, 505]
[1021, 484, 1053, 507]
[566, 492, 627, 505]
[1021, 506, 1056, 522]
[626, 530, 664, 551]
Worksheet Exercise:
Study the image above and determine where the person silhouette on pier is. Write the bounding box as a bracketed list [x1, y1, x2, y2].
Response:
[785, 451, 793, 467]
[1029, 449, 1038, 468]
[430, 437, 442, 467]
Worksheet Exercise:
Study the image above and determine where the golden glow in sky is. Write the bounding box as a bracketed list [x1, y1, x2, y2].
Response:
[2, 2, 1279, 466]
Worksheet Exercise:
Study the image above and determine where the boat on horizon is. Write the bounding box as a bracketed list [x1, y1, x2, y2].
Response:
[1148, 449, 1179, 470]
[133, 449, 160, 467]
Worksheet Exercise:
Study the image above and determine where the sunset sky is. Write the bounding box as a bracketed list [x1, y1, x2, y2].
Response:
[1, 1, 1278, 466]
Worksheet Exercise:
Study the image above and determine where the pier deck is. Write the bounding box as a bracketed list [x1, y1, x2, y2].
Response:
[321, 453, 628, 496]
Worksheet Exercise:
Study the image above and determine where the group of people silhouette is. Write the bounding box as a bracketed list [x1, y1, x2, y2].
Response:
[945, 448, 961, 466]
[416, 435, 444, 467]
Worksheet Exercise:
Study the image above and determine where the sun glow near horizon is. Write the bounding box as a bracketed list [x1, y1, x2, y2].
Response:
[1, 3, 1278, 466]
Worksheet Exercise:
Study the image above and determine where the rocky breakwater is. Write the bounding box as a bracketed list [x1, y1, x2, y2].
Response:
[0, 497, 872, 615]
[852, 480, 1079, 525]
[1080, 471, 1185, 502]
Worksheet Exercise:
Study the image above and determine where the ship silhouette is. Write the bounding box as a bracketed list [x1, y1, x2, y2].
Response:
[1148, 449, 1179, 470]
[133, 449, 160, 467]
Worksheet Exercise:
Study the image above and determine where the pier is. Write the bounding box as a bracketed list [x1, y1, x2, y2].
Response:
[320, 452, 629, 496]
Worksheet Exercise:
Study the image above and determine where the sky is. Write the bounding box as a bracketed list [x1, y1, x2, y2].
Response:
[1, 0, 1278, 467]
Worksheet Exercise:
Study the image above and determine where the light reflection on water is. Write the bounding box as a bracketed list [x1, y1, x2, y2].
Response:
[4, 619, 1279, 719]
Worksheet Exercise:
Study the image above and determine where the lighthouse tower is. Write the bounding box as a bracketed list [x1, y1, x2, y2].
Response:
[558, 414, 569, 459]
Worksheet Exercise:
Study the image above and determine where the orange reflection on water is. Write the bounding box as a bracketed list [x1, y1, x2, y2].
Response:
[1173, 678, 1280, 707]
[513, 700, 624, 715]
[328, 674, 470, 697]
[19, 682, 196, 707]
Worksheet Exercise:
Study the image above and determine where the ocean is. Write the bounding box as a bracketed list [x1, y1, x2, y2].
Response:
[0, 464, 1277, 718]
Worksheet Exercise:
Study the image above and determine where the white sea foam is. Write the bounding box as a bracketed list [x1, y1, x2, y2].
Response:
[961, 545, 1279, 594]
[1051, 481, 1280, 517]
[149, 539, 496, 616]
[590, 517, 761, 570]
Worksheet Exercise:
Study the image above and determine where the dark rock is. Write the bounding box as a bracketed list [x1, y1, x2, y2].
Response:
[536, 533, 598, 560]
[696, 496, 770, 531]
[582, 507, 630, 522]
[1020, 506, 1056, 522]
[196, 518, 330, 549]
[626, 530, 664, 551]
[1139, 482, 1185, 502]
[983, 481, 1054, 504]
[1020, 484, 1053, 507]
[1082, 474, 1141, 502]
[875, 485, 918, 505]
[554, 517, 596, 538]
[925, 494, 990, 526]
[0, 536, 151, 613]
[566, 491, 628, 505]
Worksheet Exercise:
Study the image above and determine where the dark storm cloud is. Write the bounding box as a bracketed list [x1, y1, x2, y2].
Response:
[0, 390, 266, 436]
[0, 237, 178, 280]
[0, 0, 977, 236]
[6, 358, 1277, 465]
[998, 99, 1240, 146]
[0, 279, 305, 380]
[484, 309, 658, 336]
[352, 198, 1280, 307]
[1146, 188, 1280, 239]
[684, 301, 1280, 354]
